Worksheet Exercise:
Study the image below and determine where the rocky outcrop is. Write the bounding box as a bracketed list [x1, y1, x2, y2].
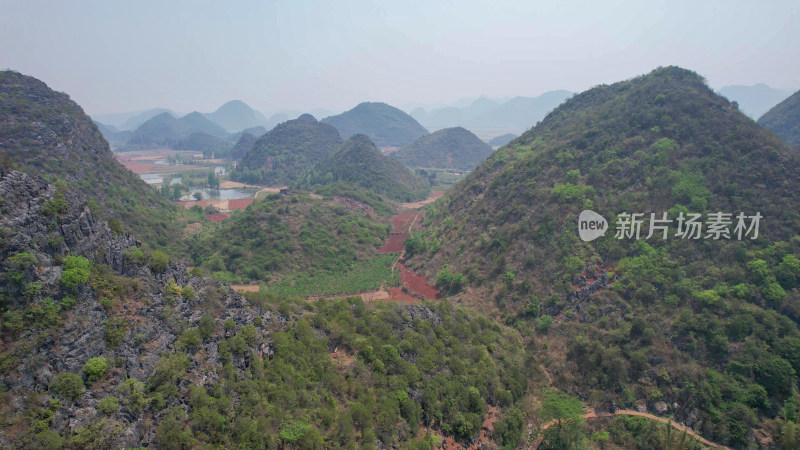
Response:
[0, 168, 288, 448]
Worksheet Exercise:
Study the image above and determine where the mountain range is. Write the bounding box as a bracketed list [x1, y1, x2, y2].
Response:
[410, 91, 573, 138]
[6, 66, 800, 449]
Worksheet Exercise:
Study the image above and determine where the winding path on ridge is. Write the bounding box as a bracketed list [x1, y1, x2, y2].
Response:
[531, 408, 729, 449]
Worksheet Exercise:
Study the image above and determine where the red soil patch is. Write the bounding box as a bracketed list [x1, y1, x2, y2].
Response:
[378, 233, 408, 253]
[175, 198, 254, 211]
[119, 160, 203, 175]
[227, 198, 254, 210]
[120, 161, 164, 174]
[390, 210, 423, 234]
[388, 287, 420, 303]
[397, 262, 439, 300]
[205, 214, 230, 224]
[380, 146, 399, 154]
[176, 200, 212, 209]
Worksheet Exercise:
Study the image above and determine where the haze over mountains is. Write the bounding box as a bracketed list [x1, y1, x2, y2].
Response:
[92, 80, 794, 155]
[6, 64, 800, 448]
[410, 90, 573, 138]
[718, 83, 793, 119]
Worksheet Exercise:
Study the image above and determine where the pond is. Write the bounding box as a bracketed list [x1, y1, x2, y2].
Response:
[179, 187, 258, 201]
[140, 174, 185, 185]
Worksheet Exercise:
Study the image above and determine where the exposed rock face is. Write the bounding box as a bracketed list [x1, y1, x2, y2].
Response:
[0, 168, 287, 447]
[1, 70, 189, 255]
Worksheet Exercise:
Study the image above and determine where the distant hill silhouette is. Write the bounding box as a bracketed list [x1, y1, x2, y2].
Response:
[488, 133, 517, 147]
[123, 111, 229, 150]
[322, 102, 428, 148]
[411, 91, 572, 135]
[93, 121, 133, 149]
[233, 114, 342, 186]
[718, 83, 792, 119]
[391, 127, 493, 171]
[227, 126, 267, 144]
[758, 89, 800, 149]
[92, 107, 178, 130]
[204, 100, 269, 132]
[174, 132, 233, 156]
[311, 134, 428, 202]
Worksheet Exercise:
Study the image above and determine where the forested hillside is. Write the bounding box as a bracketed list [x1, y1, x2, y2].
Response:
[391, 127, 493, 171]
[187, 192, 390, 285]
[0, 167, 529, 448]
[406, 66, 800, 447]
[310, 134, 429, 202]
[232, 114, 343, 186]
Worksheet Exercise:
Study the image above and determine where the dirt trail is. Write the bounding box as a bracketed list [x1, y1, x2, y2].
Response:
[531, 408, 729, 449]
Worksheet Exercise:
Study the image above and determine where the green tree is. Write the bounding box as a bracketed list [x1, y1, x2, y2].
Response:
[50, 372, 85, 401]
[149, 250, 170, 272]
[3, 251, 37, 286]
[156, 406, 195, 449]
[98, 397, 119, 415]
[83, 357, 109, 383]
[60, 255, 90, 289]
[436, 267, 464, 295]
[539, 389, 586, 449]
[207, 171, 219, 189]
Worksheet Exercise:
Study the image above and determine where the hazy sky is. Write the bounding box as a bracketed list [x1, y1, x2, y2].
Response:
[2, 0, 798, 116]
